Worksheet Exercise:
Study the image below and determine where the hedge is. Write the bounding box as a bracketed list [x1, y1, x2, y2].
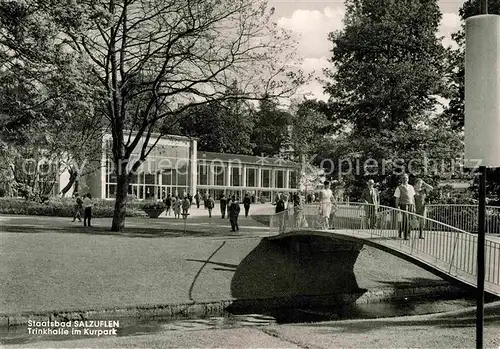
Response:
[0, 197, 146, 218]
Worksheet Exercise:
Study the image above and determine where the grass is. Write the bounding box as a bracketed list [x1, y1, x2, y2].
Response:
[0, 228, 448, 315]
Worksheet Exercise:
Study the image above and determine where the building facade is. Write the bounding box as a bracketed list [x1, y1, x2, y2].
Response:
[197, 151, 299, 202]
[73, 133, 299, 201]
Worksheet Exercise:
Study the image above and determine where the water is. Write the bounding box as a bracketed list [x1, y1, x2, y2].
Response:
[0, 297, 482, 346]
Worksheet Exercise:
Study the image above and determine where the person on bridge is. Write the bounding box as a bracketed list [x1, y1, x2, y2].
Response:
[361, 179, 380, 229]
[293, 193, 303, 228]
[275, 193, 287, 232]
[414, 178, 433, 239]
[319, 181, 334, 230]
[394, 174, 415, 239]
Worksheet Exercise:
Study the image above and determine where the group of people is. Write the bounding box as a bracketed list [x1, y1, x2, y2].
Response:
[72, 193, 93, 227]
[360, 174, 433, 239]
[204, 193, 244, 231]
[273, 174, 433, 238]
[162, 194, 192, 219]
[162, 191, 252, 232]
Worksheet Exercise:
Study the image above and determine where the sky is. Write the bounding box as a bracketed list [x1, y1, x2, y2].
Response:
[267, 0, 465, 101]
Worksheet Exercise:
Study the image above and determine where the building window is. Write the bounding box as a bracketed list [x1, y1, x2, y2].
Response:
[289, 170, 297, 189]
[177, 163, 188, 186]
[214, 166, 225, 186]
[275, 170, 284, 188]
[198, 164, 208, 185]
[246, 168, 256, 187]
[261, 169, 271, 188]
[107, 184, 117, 199]
[161, 170, 172, 186]
[231, 167, 241, 187]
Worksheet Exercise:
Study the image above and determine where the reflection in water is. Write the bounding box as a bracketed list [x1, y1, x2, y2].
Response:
[0, 298, 480, 346]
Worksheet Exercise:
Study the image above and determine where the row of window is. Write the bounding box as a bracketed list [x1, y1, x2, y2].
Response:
[106, 167, 297, 189]
[197, 165, 297, 189]
[106, 184, 190, 200]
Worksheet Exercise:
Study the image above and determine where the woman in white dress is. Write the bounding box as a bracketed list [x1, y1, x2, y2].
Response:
[319, 181, 333, 229]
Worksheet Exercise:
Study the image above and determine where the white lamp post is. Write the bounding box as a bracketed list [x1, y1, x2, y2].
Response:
[464, 3, 500, 348]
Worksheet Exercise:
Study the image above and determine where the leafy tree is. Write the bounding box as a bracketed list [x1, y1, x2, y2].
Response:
[251, 98, 291, 157]
[287, 98, 332, 160]
[324, 0, 446, 135]
[320, 0, 461, 202]
[175, 82, 255, 154]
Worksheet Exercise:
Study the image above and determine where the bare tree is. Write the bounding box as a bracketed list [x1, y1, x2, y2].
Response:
[41, 0, 303, 230]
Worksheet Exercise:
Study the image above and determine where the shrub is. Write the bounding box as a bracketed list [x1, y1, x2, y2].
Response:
[141, 201, 166, 210]
[0, 197, 145, 218]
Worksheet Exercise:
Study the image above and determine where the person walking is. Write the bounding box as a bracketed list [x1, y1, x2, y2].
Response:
[361, 179, 380, 229]
[319, 181, 333, 230]
[206, 195, 215, 218]
[164, 194, 172, 216]
[414, 178, 433, 239]
[82, 193, 93, 227]
[195, 192, 200, 209]
[292, 193, 303, 228]
[394, 174, 415, 240]
[181, 196, 190, 215]
[173, 197, 181, 219]
[72, 192, 83, 222]
[275, 193, 286, 232]
[220, 194, 228, 218]
[228, 196, 240, 232]
[243, 193, 251, 217]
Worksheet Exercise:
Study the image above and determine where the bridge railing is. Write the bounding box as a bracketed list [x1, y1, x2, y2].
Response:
[269, 202, 500, 293]
[426, 204, 500, 234]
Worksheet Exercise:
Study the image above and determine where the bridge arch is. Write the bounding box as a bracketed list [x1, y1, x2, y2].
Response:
[266, 203, 500, 298]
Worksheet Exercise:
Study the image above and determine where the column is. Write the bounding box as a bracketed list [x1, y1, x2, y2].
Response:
[242, 165, 247, 190]
[190, 138, 197, 196]
[100, 135, 108, 199]
[257, 167, 262, 188]
[154, 170, 158, 200]
[285, 169, 290, 190]
[209, 163, 215, 186]
[226, 163, 231, 187]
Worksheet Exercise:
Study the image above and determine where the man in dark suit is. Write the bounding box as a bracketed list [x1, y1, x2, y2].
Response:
[220, 194, 228, 219]
[361, 179, 379, 229]
[228, 196, 240, 232]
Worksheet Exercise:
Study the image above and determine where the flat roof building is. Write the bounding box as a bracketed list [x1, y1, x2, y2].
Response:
[69, 133, 300, 202]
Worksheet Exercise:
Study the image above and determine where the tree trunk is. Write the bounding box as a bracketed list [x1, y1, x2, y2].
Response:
[60, 170, 78, 197]
[111, 162, 129, 232]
